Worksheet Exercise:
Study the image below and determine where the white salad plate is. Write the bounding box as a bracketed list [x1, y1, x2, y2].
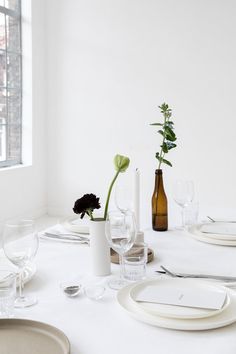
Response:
[117, 282, 236, 331]
[61, 216, 90, 234]
[200, 223, 236, 240]
[129, 279, 230, 320]
[187, 224, 236, 246]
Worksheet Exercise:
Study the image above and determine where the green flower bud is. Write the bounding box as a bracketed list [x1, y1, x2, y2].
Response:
[114, 154, 130, 173]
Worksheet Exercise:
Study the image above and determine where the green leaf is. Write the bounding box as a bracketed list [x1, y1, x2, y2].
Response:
[166, 142, 177, 150]
[162, 158, 172, 167]
[167, 135, 176, 142]
[155, 152, 161, 161]
[164, 121, 174, 128]
[165, 126, 176, 141]
[158, 130, 164, 136]
[161, 142, 168, 153]
[165, 126, 175, 136]
[150, 123, 163, 126]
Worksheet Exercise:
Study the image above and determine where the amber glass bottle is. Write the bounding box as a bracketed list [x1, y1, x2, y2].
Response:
[152, 169, 168, 231]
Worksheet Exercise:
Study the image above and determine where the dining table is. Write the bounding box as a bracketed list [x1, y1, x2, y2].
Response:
[8, 220, 236, 354]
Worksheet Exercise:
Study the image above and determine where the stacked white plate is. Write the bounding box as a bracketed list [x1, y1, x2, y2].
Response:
[187, 222, 236, 246]
[117, 278, 236, 330]
[61, 216, 90, 234]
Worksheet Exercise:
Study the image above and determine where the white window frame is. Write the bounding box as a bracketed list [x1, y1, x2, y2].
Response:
[0, 1, 22, 168]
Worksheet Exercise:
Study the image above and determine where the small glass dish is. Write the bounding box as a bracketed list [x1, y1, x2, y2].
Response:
[60, 281, 82, 297]
[84, 284, 106, 300]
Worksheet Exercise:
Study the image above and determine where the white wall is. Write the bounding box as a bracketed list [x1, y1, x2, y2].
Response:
[0, 0, 47, 222]
[46, 0, 236, 227]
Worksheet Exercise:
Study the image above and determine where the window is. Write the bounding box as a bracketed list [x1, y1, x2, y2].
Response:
[0, 0, 21, 168]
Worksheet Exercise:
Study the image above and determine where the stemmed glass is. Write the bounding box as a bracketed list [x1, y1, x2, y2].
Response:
[3, 219, 39, 308]
[115, 175, 133, 214]
[105, 210, 136, 290]
[173, 180, 194, 228]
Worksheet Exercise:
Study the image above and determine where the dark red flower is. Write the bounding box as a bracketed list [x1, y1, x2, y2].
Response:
[73, 194, 101, 219]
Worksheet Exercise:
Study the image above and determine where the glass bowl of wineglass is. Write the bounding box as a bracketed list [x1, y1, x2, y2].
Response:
[173, 180, 194, 228]
[3, 218, 39, 308]
[105, 210, 136, 290]
[115, 174, 133, 214]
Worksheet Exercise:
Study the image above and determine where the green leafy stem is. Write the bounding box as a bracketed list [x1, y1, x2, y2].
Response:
[150, 103, 177, 169]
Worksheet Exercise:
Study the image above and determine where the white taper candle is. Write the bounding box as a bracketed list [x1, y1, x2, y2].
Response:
[134, 168, 140, 231]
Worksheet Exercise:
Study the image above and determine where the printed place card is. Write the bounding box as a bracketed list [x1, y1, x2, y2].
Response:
[134, 284, 227, 310]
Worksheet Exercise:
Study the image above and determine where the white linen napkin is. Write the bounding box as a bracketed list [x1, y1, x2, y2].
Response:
[39, 224, 90, 241]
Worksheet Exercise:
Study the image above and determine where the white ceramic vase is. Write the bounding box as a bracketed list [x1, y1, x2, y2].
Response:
[89, 219, 111, 276]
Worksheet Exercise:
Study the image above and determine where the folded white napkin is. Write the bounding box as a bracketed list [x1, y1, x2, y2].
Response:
[201, 223, 236, 236]
[39, 224, 90, 241]
[40, 224, 75, 236]
[134, 284, 226, 310]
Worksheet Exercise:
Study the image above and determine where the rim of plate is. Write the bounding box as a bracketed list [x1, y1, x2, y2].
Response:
[129, 278, 230, 320]
[199, 223, 236, 241]
[117, 283, 236, 331]
[61, 216, 90, 234]
[187, 225, 236, 246]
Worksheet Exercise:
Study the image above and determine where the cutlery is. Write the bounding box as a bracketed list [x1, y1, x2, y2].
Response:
[155, 265, 236, 282]
[207, 216, 236, 223]
[45, 231, 89, 239]
[207, 216, 215, 222]
[41, 233, 89, 243]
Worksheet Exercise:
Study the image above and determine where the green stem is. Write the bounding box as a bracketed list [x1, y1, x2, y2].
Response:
[104, 170, 120, 220]
[158, 113, 167, 170]
[87, 209, 94, 220]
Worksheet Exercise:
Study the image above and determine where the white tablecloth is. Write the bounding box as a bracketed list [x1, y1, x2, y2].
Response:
[13, 227, 236, 354]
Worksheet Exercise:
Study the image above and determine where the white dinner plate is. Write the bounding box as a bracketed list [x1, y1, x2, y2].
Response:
[117, 283, 236, 331]
[129, 279, 230, 319]
[187, 224, 236, 246]
[61, 216, 90, 234]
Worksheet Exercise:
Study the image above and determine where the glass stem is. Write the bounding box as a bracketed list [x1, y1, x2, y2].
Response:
[119, 254, 124, 280]
[18, 269, 24, 299]
[181, 207, 185, 228]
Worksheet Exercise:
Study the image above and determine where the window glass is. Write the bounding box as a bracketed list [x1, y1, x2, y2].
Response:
[0, 0, 21, 167]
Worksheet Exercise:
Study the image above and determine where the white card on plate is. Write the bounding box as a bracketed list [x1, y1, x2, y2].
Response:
[134, 284, 227, 310]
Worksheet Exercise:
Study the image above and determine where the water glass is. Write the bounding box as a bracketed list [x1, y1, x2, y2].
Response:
[0, 270, 16, 318]
[183, 202, 199, 227]
[3, 218, 39, 308]
[123, 242, 148, 282]
[173, 180, 194, 228]
[105, 210, 136, 290]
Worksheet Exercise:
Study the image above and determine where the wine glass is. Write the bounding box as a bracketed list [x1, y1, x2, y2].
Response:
[3, 218, 39, 308]
[115, 175, 133, 214]
[173, 180, 194, 228]
[105, 210, 136, 290]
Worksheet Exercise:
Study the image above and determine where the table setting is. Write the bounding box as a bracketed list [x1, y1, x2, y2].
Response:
[1, 106, 236, 354]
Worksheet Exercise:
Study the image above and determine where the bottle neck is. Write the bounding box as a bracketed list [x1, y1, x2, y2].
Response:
[154, 169, 164, 190]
